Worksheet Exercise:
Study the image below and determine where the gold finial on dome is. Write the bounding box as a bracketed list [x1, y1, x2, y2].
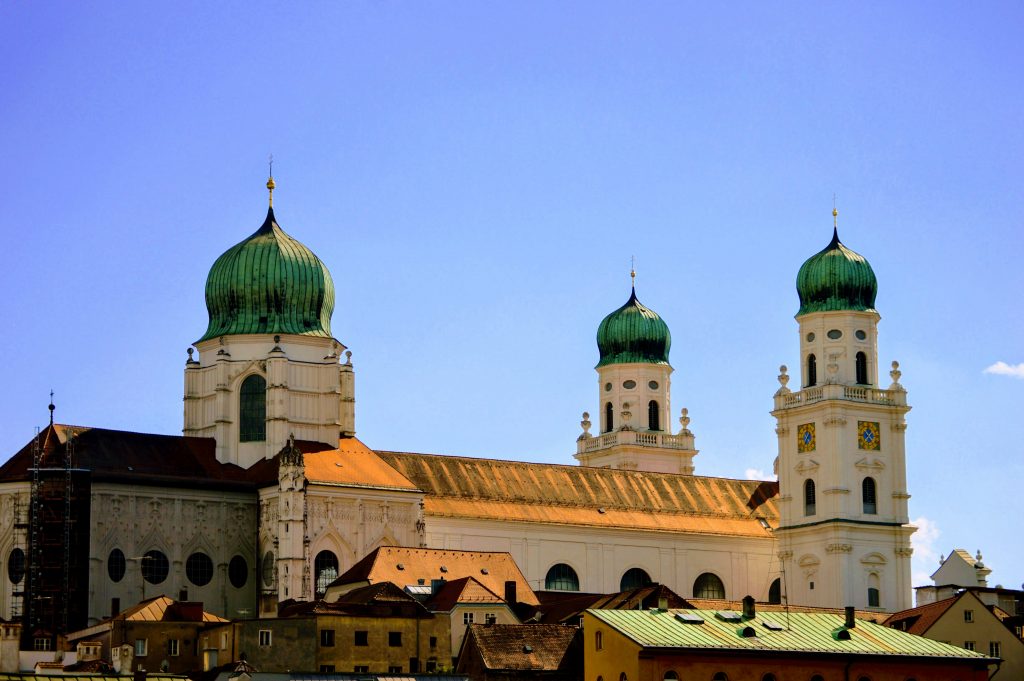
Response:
[267, 154, 276, 207]
[630, 255, 636, 290]
[833, 206, 838, 228]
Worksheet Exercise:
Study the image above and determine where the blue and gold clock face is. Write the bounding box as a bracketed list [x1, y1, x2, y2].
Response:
[858, 421, 880, 450]
[797, 423, 816, 453]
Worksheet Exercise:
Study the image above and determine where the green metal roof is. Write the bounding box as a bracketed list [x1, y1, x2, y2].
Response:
[796, 227, 877, 316]
[199, 207, 335, 342]
[596, 287, 671, 368]
[588, 608, 992, 660]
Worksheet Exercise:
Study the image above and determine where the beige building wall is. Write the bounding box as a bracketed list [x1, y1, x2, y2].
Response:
[919, 592, 1024, 680]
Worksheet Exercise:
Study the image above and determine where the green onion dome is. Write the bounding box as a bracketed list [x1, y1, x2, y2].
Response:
[198, 206, 335, 342]
[596, 287, 671, 367]
[796, 226, 877, 316]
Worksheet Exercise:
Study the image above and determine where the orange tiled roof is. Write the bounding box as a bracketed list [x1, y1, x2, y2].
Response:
[331, 546, 539, 606]
[376, 450, 778, 537]
[459, 623, 579, 672]
[884, 594, 964, 635]
[428, 576, 507, 612]
[117, 596, 228, 623]
[302, 437, 419, 491]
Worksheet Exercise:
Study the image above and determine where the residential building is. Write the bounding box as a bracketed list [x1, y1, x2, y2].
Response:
[455, 623, 581, 681]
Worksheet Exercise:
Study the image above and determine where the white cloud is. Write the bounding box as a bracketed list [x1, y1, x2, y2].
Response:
[984, 361, 1024, 379]
[744, 468, 775, 481]
[911, 516, 941, 587]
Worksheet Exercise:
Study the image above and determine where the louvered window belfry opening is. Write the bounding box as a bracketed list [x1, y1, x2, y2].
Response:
[240, 374, 267, 442]
[604, 402, 614, 433]
[856, 351, 868, 385]
[648, 400, 660, 431]
[804, 479, 816, 516]
[806, 354, 817, 387]
[862, 477, 877, 514]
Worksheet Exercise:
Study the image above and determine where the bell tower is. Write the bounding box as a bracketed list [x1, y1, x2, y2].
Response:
[183, 176, 356, 468]
[574, 271, 697, 474]
[773, 210, 914, 612]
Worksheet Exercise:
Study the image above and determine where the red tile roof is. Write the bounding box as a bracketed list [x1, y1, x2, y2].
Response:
[459, 623, 580, 671]
[884, 594, 962, 635]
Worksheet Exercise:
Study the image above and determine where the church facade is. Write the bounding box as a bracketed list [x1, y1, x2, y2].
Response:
[0, 181, 914, 647]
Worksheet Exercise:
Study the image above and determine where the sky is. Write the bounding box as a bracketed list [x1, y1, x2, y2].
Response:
[1, 2, 1021, 592]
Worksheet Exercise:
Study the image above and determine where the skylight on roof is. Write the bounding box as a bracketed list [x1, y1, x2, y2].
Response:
[715, 611, 743, 622]
[763, 621, 784, 631]
[675, 612, 704, 624]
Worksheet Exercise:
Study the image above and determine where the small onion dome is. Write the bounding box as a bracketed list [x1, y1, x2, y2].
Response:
[198, 207, 335, 342]
[796, 227, 877, 316]
[596, 288, 671, 368]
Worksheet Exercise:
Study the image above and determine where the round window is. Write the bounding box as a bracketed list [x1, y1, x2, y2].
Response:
[855, 330, 867, 340]
[186, 552, 214, 587]
[648, 380, 659, 390]
[229, 555, 248, 589]
[107, 548, 126, 583]
[827, 329, 843, 340]
[604, 382, 612, 392]
[806, 332, 815, 342]
[262, 551, 275, 586]
[141, 550, 170, 585]
[7, 548, 25, 585]
[623, 380, 637, 389]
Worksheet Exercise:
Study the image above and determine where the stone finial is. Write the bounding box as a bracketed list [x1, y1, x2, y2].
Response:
[678, 407, 691, 435]
[620, 403, 633, 431]
[578, 411, 592, 440]
[939, 553, 944, 564]
[344, 350, 353, 366]
[186, 347, 199, 365]
[775, 365, 791, 396]
[889, 360, 904, 390]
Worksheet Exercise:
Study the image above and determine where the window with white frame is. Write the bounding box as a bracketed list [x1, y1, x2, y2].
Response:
[168, 639, 180, 657]
[463, 612, 474, 625]
[990, 641, 1001, 658]
[258, 630, 272, 647]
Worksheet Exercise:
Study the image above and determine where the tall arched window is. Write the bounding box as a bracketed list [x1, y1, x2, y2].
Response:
[804, 479, 816, 516]
[620, 568, 652, 591]
[862, 477, 877, 515]
[314, 550, 339, 597]
[544, 563, 580, 591]
[806, 354, 817, 387]
[768, 578, 781, 604]
[240, 374, 267, 442]
[693, 572, 725, 599]
[604, 402, 614, 433]
[856, 351, 868, 385]
[648, 400, 660, 431]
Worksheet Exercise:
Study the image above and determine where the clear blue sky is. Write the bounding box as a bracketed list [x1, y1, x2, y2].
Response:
[2, 2, 1021, 590]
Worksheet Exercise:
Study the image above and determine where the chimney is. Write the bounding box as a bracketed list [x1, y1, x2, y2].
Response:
[430, 579, 446, 595]
[742, 595, 755, 620]
[504, 580, 517, 605]
[658, 597, 668, 611]
[845, 606, 856, 629]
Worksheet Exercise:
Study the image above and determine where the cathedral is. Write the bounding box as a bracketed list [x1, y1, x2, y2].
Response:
[0, 176, 914, 648]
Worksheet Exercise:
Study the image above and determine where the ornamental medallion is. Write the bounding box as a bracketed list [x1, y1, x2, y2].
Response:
[858, 421, 880, 450]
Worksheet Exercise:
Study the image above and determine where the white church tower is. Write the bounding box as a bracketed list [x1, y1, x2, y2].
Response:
[773, 210, 914, 612]
[183, 175, 356, 468]
[575, 272, 698, 474]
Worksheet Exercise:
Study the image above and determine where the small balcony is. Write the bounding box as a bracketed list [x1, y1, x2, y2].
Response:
[576, 429, 694, 455]
[775, 383, 907, 410]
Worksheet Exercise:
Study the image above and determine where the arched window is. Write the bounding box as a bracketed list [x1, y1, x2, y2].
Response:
[804, 479, 816, 516]
[108, 549, 126, 582]
[862, 477, 877, 515]
[314, 550, 339, 597]
[868, 573, 880, 608]
[186, 552, 214, 587]
[239, 374, 267, 442]
[228, 555, 248, 589]
[663, 673, 679, 681]
[7, 549, 25, 584]
[811, 676, 825, 681]
[594, 630, 603, 650]
[620, 568, 652, 591]
[545, 563, 580, 591]
[648, 400, 660, 431]
[806, 354, 817, 387]
[141, 550, 170, 584]
[693, 572, 725, 599]
[762, 675, 778, 681]
[604, 402, 614, 433]
[768, 578, 781, 604]
[712, 674, 729, 681]
[856, 351, 868, 385]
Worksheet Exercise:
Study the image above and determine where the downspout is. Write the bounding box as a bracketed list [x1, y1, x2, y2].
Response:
[844, 656, 853, 681]
[989, 658, 1003, 679]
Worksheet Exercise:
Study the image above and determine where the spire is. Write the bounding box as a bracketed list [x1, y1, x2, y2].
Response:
[48, 389, 55, 426]
[267, 154, 276, 208]
[832, 201, 839, 243]
[630, 256, 636, 295]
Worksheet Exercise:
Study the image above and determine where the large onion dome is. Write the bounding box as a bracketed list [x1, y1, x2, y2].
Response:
[198, 206, 335, 342]
[596, 287, 671, 367]
[796, 226, 877, 316]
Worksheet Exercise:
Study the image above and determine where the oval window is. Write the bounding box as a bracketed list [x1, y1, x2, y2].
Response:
[806, 332, 815, 342]
[186, 552, 214, 587]
[855, 330, 867, 340]
[108, 548, 126, 583]
[229, 555, 248, 589]
[648, 380, 659, 390]
[262, 551, 275, 586]
[604, 382, 612, 392]
[141, 550, 170, 585]
[827, 329, 843, 340]
[7, 548, 25, 585]
[623, 380, 637, 389]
